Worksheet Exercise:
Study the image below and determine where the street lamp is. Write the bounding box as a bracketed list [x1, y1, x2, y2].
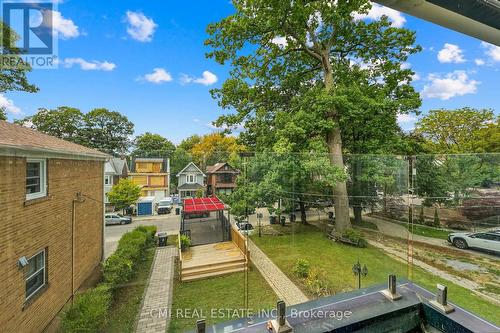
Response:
[352, 260, 368, 289]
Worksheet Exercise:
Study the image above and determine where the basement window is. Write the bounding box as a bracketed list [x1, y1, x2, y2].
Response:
[26, 159, 47, 200]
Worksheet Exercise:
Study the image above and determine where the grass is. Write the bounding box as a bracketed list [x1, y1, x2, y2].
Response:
[251, 224, 500, 326]
[168, 263, 277, 333]
[351, 219, 378, 230]
[407, 224, 450, 240]
[104, 247, 155, 333]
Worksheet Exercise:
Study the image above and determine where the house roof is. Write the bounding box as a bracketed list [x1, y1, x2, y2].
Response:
[183, 196, 225, 213]
[176, 161, 206, 177]
[206, 162, 240, 174]
[177, 183, 205, 190]
[135, 157, 165, 162]
[0, 121, 109, 160]
[105, 157, 129, 175]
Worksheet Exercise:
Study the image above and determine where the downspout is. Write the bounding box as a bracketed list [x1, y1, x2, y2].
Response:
[71, 192, 85, 302]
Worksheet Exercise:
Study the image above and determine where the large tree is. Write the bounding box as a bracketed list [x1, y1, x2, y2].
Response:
[415, 108, 498, 153]
[132, 132, 175, 157]
[206, 0, 420, 232]
[79, 108, 134, 155]
[190, 133, 246, 168]
[1, 21, 39, 120]
[107, 179, 141, 212]
[16, 107, 84, 143]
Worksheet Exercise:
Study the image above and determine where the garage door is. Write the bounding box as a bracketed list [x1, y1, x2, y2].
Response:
[137, 202, 152, 216]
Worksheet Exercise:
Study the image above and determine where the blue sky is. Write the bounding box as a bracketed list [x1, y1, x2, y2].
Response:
[2, 1, 499, 143]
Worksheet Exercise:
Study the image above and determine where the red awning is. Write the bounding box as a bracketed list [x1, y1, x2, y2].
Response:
[183, 196, 225, 213]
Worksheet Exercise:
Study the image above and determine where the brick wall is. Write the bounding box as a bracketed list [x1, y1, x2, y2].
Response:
[0, 156, 104, 333]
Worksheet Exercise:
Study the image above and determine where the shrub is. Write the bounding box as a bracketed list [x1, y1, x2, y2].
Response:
[342, 229, 367, 248]
[305, 268, 332, 297]
[293, 259, 310, 278]
[102, 226, 156, 290]
[102, 253, 133, 287]
[180, 234, 191, 251]
[61, 284, 112, 333]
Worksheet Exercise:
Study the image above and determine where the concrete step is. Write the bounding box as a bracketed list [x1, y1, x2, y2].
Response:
[181, 267, 247, 282]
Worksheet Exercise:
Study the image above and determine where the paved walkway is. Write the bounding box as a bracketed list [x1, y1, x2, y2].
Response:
[248, 239, 308, 306]
[136, 246, 177, 333]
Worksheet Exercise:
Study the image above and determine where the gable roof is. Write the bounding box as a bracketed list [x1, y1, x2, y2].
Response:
[0, 121, 109, 160]
[105, 157, 129, 175]
[176, 162, 206, 177]
[206, 162, 240, 174]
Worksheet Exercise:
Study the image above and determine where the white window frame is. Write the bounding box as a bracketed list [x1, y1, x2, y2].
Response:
[25, 249, 46, 300]
[26, 158, 47, 200]
[187, 174, 196, 184]
[104, 175, 112, 186]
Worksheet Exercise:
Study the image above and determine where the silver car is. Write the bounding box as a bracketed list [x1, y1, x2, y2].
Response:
[448, 230, 500, 254]
[105, 213, 132, 226]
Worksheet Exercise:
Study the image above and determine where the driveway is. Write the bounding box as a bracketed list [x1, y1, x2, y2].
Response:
[104, 213, 180, 258]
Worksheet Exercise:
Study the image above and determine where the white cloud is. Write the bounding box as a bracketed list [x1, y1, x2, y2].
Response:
[480, 42, 500, 62]
[46, 10, 80, 39]
[354, 3, 406, 28]
[62, 58, 116, 71]
[181, 71, 218, 86]
[125, 11, 157, 42]
[139, 68, 173, 84]
[474, 58, 486, 66]
[437, 43, 465, 63]
[421, 71, 479, 100]
[397, 114, 417, 123]
[412, 73, 421, 81]
[0, 94, 22, 115]
[271, 36, 288, 48]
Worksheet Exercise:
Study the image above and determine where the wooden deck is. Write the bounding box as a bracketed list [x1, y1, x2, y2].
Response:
[180, 241, 246, 281]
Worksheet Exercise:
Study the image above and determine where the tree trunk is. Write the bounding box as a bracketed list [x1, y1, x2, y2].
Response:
[324, 63, 351, 233]
[353, 206, 362, 224]
[299, 200, 307, 224]
[327, 125, 351, 233]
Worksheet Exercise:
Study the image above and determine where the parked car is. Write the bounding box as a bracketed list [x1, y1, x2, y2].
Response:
[236, 222, 254, 235]
[105, 213, 132, 226]
[447, 230, 500, 254]
[157, 198, 173, 215]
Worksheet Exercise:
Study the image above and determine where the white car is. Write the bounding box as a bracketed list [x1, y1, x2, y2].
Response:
[448, 230, 500, 254]
[236, 222, 254, 235]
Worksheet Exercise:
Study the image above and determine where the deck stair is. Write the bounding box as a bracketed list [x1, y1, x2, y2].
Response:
[180, 242, 247, 282]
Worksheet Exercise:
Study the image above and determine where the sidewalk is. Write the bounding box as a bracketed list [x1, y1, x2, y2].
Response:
[248, 239, 308, 306]
[136, 246, 177, 333]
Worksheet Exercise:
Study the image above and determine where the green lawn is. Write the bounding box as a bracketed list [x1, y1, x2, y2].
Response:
[407, 224, 450, 240]
[251, 224, 500, 326]
[168, 263, 277, 333]
[105, 247, 156, 333]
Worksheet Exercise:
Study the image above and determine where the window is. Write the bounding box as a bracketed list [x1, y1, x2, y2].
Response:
[25, 249, 46, 300]
[104, 175, 111, 185]
[187, 174, 196, 183]
[26, 159, 47, 200]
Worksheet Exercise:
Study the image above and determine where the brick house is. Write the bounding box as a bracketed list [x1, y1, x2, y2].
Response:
[129, 157, 170, 202]
[206, 162, 240, 195]
[0, 121, 108, 333]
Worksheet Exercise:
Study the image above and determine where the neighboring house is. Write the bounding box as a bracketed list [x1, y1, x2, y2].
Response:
[104, 157, 129, 207]
[206, 162, 240, 195]
[0, 121, 108, 332]
[176, 162, 206, 198]
[129, 157, 170, 202]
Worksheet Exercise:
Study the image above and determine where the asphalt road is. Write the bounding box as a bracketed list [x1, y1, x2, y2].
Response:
[104, 212, 181, 258]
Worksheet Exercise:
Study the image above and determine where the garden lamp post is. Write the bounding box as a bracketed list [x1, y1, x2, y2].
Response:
[352, 260, 368, 289]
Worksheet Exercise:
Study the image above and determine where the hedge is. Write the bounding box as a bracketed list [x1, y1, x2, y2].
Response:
[61, 284, 112, 333]
[61, 226, 157, 332]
